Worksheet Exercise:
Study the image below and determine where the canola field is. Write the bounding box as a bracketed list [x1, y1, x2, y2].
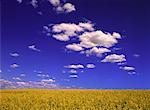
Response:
[0, 89, 150, 110]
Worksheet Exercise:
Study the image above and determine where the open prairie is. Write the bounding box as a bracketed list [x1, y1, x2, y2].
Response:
[0, 89, 150, 110]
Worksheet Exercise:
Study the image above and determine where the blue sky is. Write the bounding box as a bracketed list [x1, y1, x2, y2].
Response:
[1, 0, 150, 89]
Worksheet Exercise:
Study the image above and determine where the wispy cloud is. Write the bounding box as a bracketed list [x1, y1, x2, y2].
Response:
[64, 64, 84, 69]
[30, 0, 38, 8]
[133, 54, 140, 58]
[28, 45, 40, 52]
[20, 74, 26, 77]
[0, 79, 61, 89]
[12, 77, 21, 81]
[9, 52, 19, 57]
[17, 0, 22, 4]
[69, 74, 78, 78]
[120, 66, 135, 71]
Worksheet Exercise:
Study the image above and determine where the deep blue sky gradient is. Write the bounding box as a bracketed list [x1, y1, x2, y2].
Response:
[1, 0, 150, 89]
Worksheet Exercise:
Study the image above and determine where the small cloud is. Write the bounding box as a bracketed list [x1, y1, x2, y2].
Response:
[68, 69, 77, 74]
[41, 78, 55, 83]
[101, 54, 126, 63]
[17, 0, 22, 4]
[120, 66, 135, 71]
[28, 45, 40, 52]
[10, 63, 19, 68]
[133, 54, 140, 58]
[0, 70, 2, 73]
[49, 0, 60, 7]
[86, 64, 95, 69]
[9, 52, 19, 57]
[69, 74, 78, 78]
[12, 77, 21, 81]
[20, 74, 26, 77]
[37, 11, 42, 15]
[37, 74, 49, 78]
[117, 62, 126, 66]
[62, 3, 76, 13]
[64, 64, 84, 69]
[30, 0, 38, 8]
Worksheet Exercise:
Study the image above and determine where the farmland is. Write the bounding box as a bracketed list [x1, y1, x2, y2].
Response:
[0, 89, 150, 110]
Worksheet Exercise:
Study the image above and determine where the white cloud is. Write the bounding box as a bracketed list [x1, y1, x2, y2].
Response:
[101, 54, 126, 63]
[51, 22, 94, 41]
[68, 69, 77, 74]
[62, 3, 76, 13]
[49, 0, 60, 6]
[9, 52, 19, 57]
[17, 0, 22, 4]
[117, 62, 126, 65]
[79, 31, 121, 48]
[30, 0, 38, 8]
[79, 22, 94, 31]
[41, 78, 55, 83]
[69, 74, 78, 78]
[10, 63, 19, 68]
[28, 45, 40, 52]
[64, 64, 84, 69]
[12, 77, 21, 81]
[84, 47, 111, 57]
[20, 74, 26, 77]
[66, 43, 84, 51]
[55, 3, 75, 13]
[86, 64, 95, 69]
[133, 54, 140, 58]
[53, 34, 70, 41]
[120, 66, 135, 71]
[37, 74, 49, 78]
[0, 79, 59, 89]
[52, 23, 83, 36]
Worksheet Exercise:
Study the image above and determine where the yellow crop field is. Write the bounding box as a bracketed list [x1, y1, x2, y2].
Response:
[0, 89, 150, 110]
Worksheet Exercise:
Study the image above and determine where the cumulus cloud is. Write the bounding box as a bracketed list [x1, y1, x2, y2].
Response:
[64, 64, 84, 69]
[53, 34, 70, 41]
[79, 22, 94, 31]
[9, 52, 19, 57]
[69, 74, 78, 78]
[79, 31, 121, 48]
[101, 54, 126, 63]
[10, 63, 19, 68]
[30, 0, 38, 8]
[49, 0, 60, 6]
[51, 22, 94, 41]
[62, 3, 76, 13]
[17, 0, 22, 4]
[66, 43, 84, 51]
[84, 47, 111, 57]
[55, 3, 75, 13]
[28, 45, 40, 52]
[86, 64, 95, 69]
